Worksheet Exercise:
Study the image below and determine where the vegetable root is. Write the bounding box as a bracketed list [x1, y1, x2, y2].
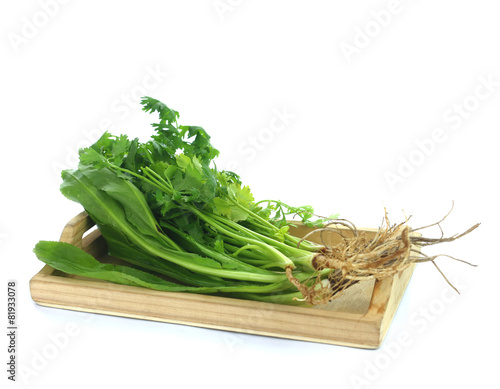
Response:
[286, 205, 480, 305]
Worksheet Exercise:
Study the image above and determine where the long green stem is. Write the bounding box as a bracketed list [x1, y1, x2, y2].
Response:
[189, 207, 295, 269]
[209, 212, 316, 265]
[228, 198, 322, 252]
[232, 244, 263, 258]
[228, 198, 278, 232]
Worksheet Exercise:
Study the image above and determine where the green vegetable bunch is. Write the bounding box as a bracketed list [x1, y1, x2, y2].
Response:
[34, 97, 339, 306]
[34, 97, 479, 306]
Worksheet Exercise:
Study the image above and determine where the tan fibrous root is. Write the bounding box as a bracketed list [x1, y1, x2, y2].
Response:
[286, 203, 480, 305]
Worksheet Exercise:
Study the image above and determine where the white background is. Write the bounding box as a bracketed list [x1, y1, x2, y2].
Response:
[1, 0, 499, 388]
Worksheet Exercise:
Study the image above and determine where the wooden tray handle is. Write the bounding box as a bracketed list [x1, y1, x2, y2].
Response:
[59, 211, 94, 246]
[59, 211, 106, 258]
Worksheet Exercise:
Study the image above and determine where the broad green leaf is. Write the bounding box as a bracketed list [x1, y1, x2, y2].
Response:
[34, 241, 222, 293]
[78, 166, 160, 239]
[213, 197, 249, 222]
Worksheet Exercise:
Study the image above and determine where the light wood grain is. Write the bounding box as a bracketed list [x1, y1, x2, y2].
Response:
[30, 212, 416, 348]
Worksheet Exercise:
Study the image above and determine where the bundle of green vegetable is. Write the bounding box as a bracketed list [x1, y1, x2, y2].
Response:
[33, 97, 479, 306]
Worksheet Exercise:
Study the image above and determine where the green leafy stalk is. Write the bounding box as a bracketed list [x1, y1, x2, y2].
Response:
[33, 96, 338, 306]
[34, 241, 310, 294]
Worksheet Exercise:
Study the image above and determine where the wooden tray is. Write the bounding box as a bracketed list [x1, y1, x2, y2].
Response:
[30, 212, 415, 349]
